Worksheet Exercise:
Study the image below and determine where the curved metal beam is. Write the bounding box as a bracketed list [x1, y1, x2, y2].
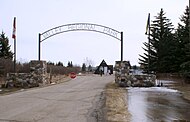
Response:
[38, 23, 123, 61]
[40, 23, 121, 42]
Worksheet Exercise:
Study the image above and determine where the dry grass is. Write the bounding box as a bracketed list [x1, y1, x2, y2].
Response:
[50, 74, 71, 83]
[105, 82, 131, 122]
[0, 88, 22, 95]
[158, 76, 190, 101]
[174, 84, 190, 101]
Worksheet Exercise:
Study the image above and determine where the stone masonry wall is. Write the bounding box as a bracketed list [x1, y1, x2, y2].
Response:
[5, 60, 50, 88]
[127, 74, 156, 87]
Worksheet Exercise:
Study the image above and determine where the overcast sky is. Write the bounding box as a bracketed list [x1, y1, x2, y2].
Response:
[1, 0, 188, 66]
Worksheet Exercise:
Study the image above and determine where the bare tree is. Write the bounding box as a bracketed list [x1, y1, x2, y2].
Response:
[84, 57, 94, 67]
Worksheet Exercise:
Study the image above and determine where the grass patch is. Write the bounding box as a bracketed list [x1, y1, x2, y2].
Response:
[173, 84, 190, 101]
[105, 82, 131, 122]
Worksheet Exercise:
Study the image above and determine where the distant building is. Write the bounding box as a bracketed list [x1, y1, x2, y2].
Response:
[94, 60, 113, 75]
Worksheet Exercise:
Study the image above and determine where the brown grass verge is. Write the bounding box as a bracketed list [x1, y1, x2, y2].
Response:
[105, 82, 131, 122]
[174, 84, 190, 101]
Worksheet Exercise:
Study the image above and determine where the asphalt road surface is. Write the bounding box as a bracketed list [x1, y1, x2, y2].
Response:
[0, 75, 113, 122]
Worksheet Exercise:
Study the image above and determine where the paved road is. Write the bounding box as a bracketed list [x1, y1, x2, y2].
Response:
[0, 75, 114, 122]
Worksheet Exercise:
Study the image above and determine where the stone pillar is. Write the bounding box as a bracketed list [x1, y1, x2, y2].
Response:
[30, 60, 47, 85]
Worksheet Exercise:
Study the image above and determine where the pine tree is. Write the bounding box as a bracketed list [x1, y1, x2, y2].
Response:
[56, 61, 63, 66]
[67, 61, 71, 67]
[82, 63, 86, 72]
[70, 61, 73, 67]
[139, 8, 175, 73]
[88, 65, 92, 72]
[178, 6, 190, 63]
[0, 32, 13, 59]
[47, 61, 55, 65]
[177, 6, 190, 80]
[67, 61, 73, 67]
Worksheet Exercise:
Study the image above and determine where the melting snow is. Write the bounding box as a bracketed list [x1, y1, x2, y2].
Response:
[127, 87, 178, 93]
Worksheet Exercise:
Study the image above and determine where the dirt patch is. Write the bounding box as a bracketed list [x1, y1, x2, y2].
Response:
[105, 82, 131, 122]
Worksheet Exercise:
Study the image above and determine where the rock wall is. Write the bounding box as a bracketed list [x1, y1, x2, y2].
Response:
[128, 74, 156, 87]
[5, 60, 50, 88]
[116, 74, 156, 87]
[30, 60, 48, 84]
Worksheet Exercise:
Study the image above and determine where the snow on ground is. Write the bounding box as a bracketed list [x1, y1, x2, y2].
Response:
[126, 86, 179, 93]
[126, 79, 179, 93]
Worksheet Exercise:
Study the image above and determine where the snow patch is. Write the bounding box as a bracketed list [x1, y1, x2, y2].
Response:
[127, 87, 178, 93]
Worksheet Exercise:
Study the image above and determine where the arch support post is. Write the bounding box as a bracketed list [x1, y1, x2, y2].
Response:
[38, 33, 41, 61]
[38, 23, 123, 61]
[121, 32, 123, 61]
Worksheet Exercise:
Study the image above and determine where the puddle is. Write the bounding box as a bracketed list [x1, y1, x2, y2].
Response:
[127, 80, 190, 122]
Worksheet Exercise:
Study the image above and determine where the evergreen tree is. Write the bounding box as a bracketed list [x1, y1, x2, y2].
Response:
[56, 61, 63, 66]
[70, 61, 73, 67]
[82, 63, 86, 72]
[177, 6, 190, 63]
[139, 8, 175, 73]
[88, 65, 92, 72]
[47, 61, 55, 65]
[67, 61, 71, 67]
[0, 32, 13, 59]
[177, 6, 190, 80]
[67, 61, 73, 67]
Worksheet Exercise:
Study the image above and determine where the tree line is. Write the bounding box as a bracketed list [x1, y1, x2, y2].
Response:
[0, 30, 96, 76]
[0, 32, 93, 76]
[139, 6, 189, 81]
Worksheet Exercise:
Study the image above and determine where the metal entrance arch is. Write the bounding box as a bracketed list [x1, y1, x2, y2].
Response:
[38, 23, 123, 61]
